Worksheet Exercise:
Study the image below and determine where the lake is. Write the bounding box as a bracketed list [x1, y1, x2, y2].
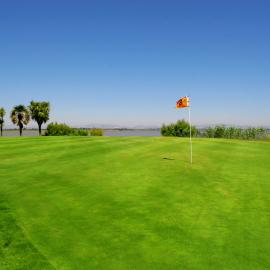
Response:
[1, 129, 161, 137]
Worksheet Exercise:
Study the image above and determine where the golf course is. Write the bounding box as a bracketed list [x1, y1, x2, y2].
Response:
[0, 136, 269, 269]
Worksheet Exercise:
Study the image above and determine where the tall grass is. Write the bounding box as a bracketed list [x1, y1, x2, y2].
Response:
[203, 126, 267, 140]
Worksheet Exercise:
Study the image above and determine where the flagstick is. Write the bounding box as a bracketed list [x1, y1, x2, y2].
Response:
[188, 104, 193, 164]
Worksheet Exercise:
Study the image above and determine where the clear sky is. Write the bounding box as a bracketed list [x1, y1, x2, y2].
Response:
[1, 0, 269, 128]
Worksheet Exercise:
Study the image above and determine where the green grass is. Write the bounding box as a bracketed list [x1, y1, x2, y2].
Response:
[0, 136, 269, 270]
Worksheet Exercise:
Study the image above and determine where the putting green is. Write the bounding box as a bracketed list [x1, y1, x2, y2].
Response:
[0, 136, 269, 269]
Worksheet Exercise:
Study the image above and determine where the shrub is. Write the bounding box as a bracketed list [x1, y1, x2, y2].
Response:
[45, 122, 73, 136]
[204, 127, 215, 138]
[161, 119, 197, 137]
[224, 126, 237, 139]
[73, 129, 88, 136]
[90, 128, 103, 136]
[214, 125, 226, 138]
[265, 133, 270, 141]
[45, 122, 88, 136]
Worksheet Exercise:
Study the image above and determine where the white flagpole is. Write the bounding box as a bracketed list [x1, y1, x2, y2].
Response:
[188, 102, 193, 164]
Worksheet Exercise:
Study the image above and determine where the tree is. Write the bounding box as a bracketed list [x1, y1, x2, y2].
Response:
[0, 107, 5, 136]
[29, 101, 50, 135]
[10, 105, 30, 136]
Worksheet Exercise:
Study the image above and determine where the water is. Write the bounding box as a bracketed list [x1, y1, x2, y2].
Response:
[104, 129, 160, 136]
[2, 130, 41, 136]
[1, 129, 161, 137]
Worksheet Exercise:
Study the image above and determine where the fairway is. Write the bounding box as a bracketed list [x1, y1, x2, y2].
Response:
[0, 136, 270, 270]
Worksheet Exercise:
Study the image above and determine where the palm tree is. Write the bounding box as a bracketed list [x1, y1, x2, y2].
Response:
[0, 107, 5, 136]
[10, 105, 30, 136]
[29, 101, 50, 135]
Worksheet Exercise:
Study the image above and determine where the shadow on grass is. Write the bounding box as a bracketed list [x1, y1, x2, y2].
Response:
[162, 157, 175, 160]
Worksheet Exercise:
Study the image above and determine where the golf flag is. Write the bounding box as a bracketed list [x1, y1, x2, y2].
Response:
[175, 95, 192, 163]
[176, 96, 189, 108]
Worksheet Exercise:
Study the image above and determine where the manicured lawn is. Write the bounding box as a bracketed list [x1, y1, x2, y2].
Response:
[0, 136, 270, 269]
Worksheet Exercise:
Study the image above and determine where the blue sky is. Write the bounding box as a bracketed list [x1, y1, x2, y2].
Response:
[1, 0, 269, 128]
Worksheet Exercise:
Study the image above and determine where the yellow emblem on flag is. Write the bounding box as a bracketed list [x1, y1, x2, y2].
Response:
[176, 96, 189, 108]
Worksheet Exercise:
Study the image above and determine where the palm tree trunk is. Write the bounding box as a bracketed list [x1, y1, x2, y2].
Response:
[0, 124, 2, 136]
[38, 124, 42, 136]
[19, 122, 23, 136]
